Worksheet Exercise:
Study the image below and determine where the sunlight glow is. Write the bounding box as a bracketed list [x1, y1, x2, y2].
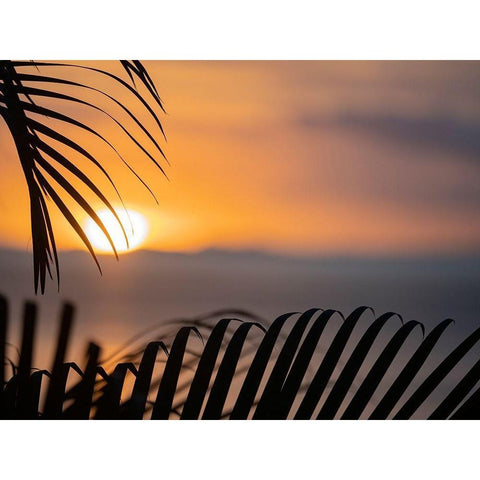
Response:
[85, 208, 149, 254]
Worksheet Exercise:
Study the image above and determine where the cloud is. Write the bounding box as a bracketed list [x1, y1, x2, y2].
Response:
[300, 112, 480, 161]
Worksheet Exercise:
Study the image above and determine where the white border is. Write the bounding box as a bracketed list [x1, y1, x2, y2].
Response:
[1, 0, 479, 59]
[0, 421, 477, 479]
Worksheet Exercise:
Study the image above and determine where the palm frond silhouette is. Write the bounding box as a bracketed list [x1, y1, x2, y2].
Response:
[0, 60, 167, 293]
[1, 294, 479, 419]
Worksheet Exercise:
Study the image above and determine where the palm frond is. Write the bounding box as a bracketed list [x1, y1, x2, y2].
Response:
[1, 294, 479, 420]
[0, 60, 167, 293]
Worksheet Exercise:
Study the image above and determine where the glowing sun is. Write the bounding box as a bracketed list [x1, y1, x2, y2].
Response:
[85, 208, 149, 254]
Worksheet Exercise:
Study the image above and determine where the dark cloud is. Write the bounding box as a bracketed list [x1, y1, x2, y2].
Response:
[300, 112, 480, 161]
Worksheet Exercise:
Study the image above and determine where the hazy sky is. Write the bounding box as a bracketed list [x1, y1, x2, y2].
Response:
[1, 61, 479, 256]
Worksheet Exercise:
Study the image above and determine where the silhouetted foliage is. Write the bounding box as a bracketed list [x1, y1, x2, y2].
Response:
[0, 60, 167, 293]
[1, 293, 479, 419]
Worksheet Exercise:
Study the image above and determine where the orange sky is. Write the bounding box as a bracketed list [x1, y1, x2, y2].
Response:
[1, 61, 479, 256]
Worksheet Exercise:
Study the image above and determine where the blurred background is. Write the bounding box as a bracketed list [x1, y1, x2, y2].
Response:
[0, 61, 479, 370]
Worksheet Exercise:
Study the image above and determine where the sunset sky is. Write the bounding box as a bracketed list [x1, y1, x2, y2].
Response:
[1, 61, 479, 257]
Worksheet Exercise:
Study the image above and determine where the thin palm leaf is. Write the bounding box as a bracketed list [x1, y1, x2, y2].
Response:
[0, 60, 167, 293]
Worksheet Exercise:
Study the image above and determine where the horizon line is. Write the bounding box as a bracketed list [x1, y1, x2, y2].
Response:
[1, 244, 480, 262]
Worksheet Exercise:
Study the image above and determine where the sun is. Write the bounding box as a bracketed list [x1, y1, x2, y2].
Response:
[84, 208, 149, 254]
